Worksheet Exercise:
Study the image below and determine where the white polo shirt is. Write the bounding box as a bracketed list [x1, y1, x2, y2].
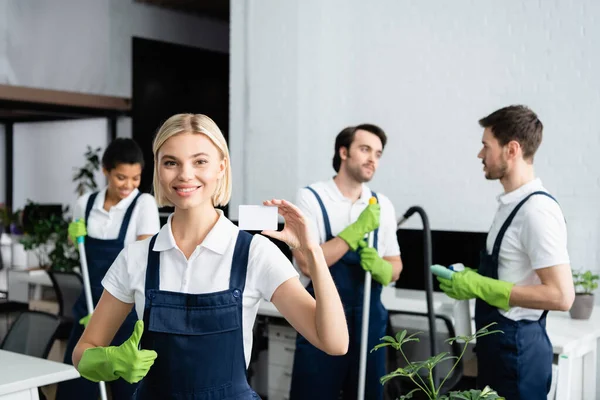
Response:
[487, 178, 570, 321]
[295, 179, 401, 286]
[102, 211, 298, 366]
[73, 188, 161, 245]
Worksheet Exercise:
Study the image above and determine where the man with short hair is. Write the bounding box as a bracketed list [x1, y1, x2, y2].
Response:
[438, 105, 575, 399]
[289, 124, 403, 400]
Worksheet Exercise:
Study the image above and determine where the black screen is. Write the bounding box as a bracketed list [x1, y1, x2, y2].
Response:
[394, 229, 488, 292]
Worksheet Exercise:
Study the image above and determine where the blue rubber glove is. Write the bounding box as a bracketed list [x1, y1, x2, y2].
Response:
[437, 267, 514, 311]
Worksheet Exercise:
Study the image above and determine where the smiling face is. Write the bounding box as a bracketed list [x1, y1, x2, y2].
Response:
[157, 132, 226, 210]
[104, 163, 142, 201]
[340, 129, 383, 183]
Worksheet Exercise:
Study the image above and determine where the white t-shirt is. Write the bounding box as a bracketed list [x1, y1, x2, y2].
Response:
[73, 188, 160, 245]
[295, 179, 401, 286]
[102, 211, 299, 367]
[487, 178, 570, 321]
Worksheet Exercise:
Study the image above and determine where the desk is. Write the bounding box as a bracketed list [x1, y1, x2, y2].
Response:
[257, 287, 600, 400]
[0, 350, 79, 399]
[7, 270, 53, 304]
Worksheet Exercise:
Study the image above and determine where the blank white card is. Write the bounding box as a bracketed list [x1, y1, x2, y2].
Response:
[238, 205, 278, 231]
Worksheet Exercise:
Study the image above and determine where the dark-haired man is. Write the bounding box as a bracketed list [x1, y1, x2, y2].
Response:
[289, 124, 402, 400]
[438, 105, 574, 399]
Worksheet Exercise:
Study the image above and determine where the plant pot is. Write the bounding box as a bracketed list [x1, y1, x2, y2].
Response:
[10, 234, 28, 269]
[569, 293, 594, 320]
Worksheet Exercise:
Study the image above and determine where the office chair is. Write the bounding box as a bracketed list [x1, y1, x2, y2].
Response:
[1, 310, 60, 358]
[47, 271, 83, 340]
[1, 310, 61, 400]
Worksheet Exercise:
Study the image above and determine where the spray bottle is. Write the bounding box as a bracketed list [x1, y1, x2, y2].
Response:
[448, 263, 473, 338]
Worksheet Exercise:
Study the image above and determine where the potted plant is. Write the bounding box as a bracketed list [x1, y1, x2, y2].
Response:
[18, 201, 79, 272]
[372, 323, 504, 400]
[73, 145, 102, 196]
[570, 270, 599, 320]
[5, 207, 28, 268]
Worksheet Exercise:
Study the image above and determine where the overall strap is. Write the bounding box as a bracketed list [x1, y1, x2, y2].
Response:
[229, 230, 252, 292]
[116, 192, 143, 242]
[306, 186, 334, 240]
[145, 234, 160, 292]
[490, 191, 557, 260]
[84, 192, 100, 225]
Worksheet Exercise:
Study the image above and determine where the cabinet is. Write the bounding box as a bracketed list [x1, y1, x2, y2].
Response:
[267, 323, 296, 400]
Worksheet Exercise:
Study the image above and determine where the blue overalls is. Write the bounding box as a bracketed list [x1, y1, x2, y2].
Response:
[133, 230, 261, 400]
[475, 191, 556, 399]
[56, 191, 142, 400]
[290, 187, 386, 400]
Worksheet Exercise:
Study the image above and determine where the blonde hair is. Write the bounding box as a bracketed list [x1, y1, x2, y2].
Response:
[152, 114, 232, 207]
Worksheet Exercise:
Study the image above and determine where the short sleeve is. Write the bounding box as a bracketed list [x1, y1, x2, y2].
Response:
[520, 201, 570, 269]
[249, 235, 299, 301]
[135, 194, 161, 237]
[295, 188, 323, 244]
[101, 247, 135, 303]
[378, 195, 401, 258]
[72, 193, 91, 222]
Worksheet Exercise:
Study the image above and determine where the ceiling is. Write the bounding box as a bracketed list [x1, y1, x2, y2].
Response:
[135, 0, 230, 22]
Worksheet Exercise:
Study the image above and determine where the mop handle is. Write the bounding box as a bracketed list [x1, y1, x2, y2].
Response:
[358, 197, 377, 400]
[76, 235, 109, 400]
[77, 236, 95, 315]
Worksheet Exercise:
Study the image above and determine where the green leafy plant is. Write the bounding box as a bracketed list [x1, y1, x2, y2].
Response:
[372, 323, 504, 400]
[572, 270, 599, 295]
[19, 201, 79, 272]
[73, 146, 102, 196]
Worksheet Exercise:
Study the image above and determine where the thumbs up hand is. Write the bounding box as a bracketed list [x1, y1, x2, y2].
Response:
[78, 320, 157, 384]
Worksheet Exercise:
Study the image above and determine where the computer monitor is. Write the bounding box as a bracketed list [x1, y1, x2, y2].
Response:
[394, 229, 488, 292]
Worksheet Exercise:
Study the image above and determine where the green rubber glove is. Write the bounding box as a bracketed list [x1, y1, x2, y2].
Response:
[68, 219, 87, 244]
[337, 204, 380, 251]
[437, 267, 514, 311]
[358, 242, 393, 286]
[79, 314, 91, 328]
[78, 320, 157, 384]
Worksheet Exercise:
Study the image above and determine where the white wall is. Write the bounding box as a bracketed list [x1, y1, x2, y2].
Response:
[117, 116, 132, 139]
[0, 0, 229, 97]
[1, 0, 224, 211]
[13, 119, 107, 212]
[231, 1, 600, 275]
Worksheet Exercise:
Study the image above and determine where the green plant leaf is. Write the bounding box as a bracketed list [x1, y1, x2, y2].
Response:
[398, 388, 420, 399]
[371, 341, 399, 352]
[380, 335, 397, 343]
[395, 330, 407, 343]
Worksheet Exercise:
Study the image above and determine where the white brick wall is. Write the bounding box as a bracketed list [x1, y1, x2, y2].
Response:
[230, 0, 600, 282]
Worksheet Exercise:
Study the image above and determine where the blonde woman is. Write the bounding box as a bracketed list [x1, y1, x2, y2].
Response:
[72, 114, 348, 399]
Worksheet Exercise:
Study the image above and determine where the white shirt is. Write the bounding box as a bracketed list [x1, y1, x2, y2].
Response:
[295, 179, 401, 286]
[487, 178, 570, 321]
[73, 188, 161, 245]
[102, 211, 298, 367]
